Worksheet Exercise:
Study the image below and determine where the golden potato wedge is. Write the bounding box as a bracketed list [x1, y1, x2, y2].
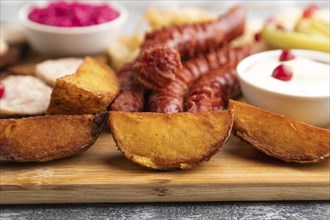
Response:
[109, 111, 233, 170]
[0, 112, 108, 162]
[47, 57, 119, 115]
[228, 100, 330, 163]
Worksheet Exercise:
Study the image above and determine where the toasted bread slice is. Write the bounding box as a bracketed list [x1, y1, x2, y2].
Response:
[228, 100, 330, 163]
[109, 111, 233, 170]
[0, 75, 52, 116]
[0, 112, 108, 162]
[47, 57, 119, 115]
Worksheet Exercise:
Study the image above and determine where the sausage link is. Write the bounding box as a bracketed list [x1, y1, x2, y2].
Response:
[145, 5, 246, 57]
[134, 43, 182, 90]
[185, 68, 239, 113]
[148, 45, 251, 113]
[148, 92, 183, 113]
[110, 64, 145, 112]
[135, 5, 246, 90]
[148, 78, 187, 112]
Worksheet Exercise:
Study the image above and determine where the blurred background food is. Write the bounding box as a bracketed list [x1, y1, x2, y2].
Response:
[260, 5, 330, 52]
[0, 75, 51, 115]
[17, 1, 128, 56]
[2, 1, 329, 26]
[106, 1, 329, 70]
[145, 7, 217, 30]
[27, 1, 120, 27]
[1, 1, 329, 64]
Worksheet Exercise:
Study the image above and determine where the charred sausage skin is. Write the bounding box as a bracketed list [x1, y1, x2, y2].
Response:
[110, 64, 145, 112]
[148, 45, 251, 113]
[185, 68, 239, 113]
[135, 5, 246, 90]
[145, 5, 246, 58]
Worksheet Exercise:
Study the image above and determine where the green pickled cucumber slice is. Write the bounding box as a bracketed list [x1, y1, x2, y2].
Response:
[261, 25, 330, 53]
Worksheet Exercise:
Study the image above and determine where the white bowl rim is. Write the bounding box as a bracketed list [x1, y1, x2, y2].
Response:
[237, 49, 330, 99]
[19, 0, 128, 34]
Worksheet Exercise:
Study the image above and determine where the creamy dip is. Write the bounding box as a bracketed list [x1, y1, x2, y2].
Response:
[242, 55, 330, 97]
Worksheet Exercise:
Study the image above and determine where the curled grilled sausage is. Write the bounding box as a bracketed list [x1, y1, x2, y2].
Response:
[134, 43, 182, 90]
[144, 5, 246, 58]
[135, 5, 246, 90]
[148, 45, 251, 113]
[148, 78, 188, 112]
[185, 68, 239, 113]
[110, 64, 145, 112]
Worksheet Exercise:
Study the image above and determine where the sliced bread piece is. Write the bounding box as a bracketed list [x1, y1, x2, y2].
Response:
[0, 75, 51, 116]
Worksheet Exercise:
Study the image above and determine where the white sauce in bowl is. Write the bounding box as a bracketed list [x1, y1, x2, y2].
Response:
[241, 52, 330, 97]
[237, 49, 330, 126]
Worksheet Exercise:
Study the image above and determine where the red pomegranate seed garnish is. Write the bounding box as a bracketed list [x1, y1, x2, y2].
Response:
[279, 49, 295, 61]
[254, 32, 261, 42]
[0, 81, 5, 99]
[302, 3, 319, 18]
[272, 64, 293, 81]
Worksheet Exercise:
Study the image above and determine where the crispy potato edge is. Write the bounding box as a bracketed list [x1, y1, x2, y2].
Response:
[109, 111, 234, 170]
[0, 112, 108, 163]
[228, 99, 330, 163]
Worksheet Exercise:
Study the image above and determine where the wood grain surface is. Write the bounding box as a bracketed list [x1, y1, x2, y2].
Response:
[1, 132, 329, 204]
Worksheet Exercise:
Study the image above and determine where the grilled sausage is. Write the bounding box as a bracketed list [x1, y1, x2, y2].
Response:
[135, 5, 246, 90]
[148, 78, 188, 112]
[110, 64, 145, 112]
[144, 5, 246, 58]
[185, 68, 239, 112]
[134, 43, 182, 90]
[148, 45, 251, 113]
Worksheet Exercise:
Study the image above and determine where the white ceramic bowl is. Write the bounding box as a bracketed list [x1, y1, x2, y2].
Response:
[237, 49, 330, 127]
[19, 1, 127, 56]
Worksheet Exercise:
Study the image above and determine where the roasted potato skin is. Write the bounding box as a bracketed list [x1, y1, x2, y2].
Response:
[0, 112, 108, 162]
[228, 100, 330, 163]
[47, 79, 112, 115]
[47, 57, 119, 115]
[109, 111, 233, 170]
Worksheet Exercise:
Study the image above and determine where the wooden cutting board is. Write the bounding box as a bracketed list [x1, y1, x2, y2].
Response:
[1, 132, 329, 204]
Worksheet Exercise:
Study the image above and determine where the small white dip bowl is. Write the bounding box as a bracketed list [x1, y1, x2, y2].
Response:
[19, 1, 127, 56]
[237, 49, 330, 127]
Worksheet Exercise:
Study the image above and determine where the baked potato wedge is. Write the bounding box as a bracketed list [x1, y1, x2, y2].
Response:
[47, 57, 119, 115]
[228, 100, 330, 163]
[109, 111, 233, 170]
[0, 112, 108, 162]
